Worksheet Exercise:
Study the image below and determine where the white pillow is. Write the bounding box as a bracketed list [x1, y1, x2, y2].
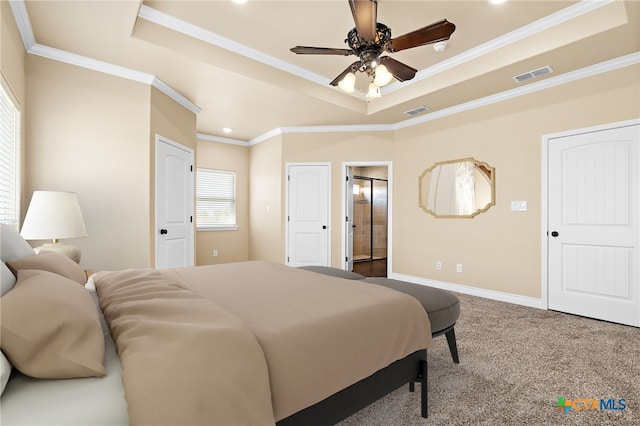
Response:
[0, 350, 12, 395]
[1, 262, 16, 296]
[1, 224, 35, 295]
[1, 224, 35, 262]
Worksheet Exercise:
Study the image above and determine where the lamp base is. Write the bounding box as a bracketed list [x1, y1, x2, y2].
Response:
[36, 242, 82, 263]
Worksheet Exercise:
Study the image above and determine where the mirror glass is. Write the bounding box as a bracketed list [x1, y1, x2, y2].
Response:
[419, 158, 495, 218]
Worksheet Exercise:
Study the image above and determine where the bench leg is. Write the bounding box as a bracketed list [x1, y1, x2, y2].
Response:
[420, 359, 428, 418]
[445, 327, 460, 364]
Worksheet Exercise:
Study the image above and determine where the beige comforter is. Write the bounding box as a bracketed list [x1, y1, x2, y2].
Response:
[94, 261, 431, 425]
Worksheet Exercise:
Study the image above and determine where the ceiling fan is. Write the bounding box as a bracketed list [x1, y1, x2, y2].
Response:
[290, 0, 456, 96]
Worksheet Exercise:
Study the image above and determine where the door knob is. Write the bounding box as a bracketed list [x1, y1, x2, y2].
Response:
[322, 225, 327, 229]
[551, 231, 559, 237]
[160, 229, 168, 235]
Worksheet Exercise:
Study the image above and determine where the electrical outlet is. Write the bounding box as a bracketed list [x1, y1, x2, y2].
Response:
[436, 261, 442, 270]
[456, 264, 463, 273]
[213, 249, 219, 257]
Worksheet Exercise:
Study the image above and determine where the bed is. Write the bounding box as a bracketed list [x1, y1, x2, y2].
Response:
[0, 223, 432, 425]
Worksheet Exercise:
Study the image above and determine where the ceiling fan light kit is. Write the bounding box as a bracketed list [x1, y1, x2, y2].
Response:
[290, 0, 456, 98]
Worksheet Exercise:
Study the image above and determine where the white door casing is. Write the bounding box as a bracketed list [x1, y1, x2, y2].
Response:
[286, 163, 330, 267]
[345, 167, 354, 272]
[546, 122, 639, 327]
[155, 136, 194, 269]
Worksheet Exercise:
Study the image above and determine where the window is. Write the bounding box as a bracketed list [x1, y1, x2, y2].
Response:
[0, 80, 20, 228]
[196, 168, 237, 230]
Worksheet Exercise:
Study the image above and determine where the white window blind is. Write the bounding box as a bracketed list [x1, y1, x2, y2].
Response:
[0, 81, 20, 228]
[196, 168, 237, 229]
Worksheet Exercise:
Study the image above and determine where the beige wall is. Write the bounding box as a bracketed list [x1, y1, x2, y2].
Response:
[248, 136, 283, 262]
[25, 56, 152, 271]
[11, 0, 638, 302]
[196, 139, 249, 265]
[281, 132, 394, 266]
[149, 87, 197, 266]
[392, 65, 639, 298]
[1, 1, 25, 103]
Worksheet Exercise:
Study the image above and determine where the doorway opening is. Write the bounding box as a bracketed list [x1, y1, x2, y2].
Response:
[351, 167, 388, 277]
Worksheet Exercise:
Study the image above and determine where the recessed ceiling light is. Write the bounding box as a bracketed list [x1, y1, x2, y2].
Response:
[223, 127, 233, 133]
[232, 0, 249, 4]
[489, 0, 507, 4]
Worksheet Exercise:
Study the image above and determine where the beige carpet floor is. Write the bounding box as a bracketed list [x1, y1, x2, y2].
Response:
[337, 293, 639, 425]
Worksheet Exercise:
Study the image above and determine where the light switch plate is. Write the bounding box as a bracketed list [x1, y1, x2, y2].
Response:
[511, 201, 528, 212]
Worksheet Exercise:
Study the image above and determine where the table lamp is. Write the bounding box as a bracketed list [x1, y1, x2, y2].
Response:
[20, 191, 88, 263]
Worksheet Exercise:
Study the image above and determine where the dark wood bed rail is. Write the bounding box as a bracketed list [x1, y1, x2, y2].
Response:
[276, 349, 428, 425]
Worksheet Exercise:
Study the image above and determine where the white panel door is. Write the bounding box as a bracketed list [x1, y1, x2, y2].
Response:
[156, 136, 194, 269]
[548, 124, 639, 326]
[345, 167, 354, 271]
[287, 164, 330, 267]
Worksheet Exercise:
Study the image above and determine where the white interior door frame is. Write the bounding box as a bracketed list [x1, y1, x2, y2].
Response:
[540, 118, 640, 310]
[341, 161, 393, 272]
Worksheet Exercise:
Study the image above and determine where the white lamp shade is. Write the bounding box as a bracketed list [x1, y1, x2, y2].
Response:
[338, 72, 356, 93]
[366, 83, 382, 99]
[20, 191, 88, 241]
[373, 65, 393, 86]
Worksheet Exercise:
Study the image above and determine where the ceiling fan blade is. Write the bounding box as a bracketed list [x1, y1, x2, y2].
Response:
[290, 46, 354, 56]
[389, 19, 456, 53]
[379, 56, 417, 82]
[330, 61, 361, 86]
[348, 0, 377, 42]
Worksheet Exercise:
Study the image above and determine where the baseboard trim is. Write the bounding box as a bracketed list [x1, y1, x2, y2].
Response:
[388, 272, 546, 310]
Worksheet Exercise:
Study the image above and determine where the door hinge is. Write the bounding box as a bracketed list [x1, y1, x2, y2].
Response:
[190, 216, 193, 223]
[346, 176, 349, 181]
[190, 165, 193, 172]
[287, 216, 290, 222]
[346, 216, 349, 222]
[345, 257, 348, 262]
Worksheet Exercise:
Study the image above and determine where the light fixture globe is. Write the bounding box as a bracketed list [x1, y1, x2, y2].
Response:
[373, 65, 393, 86]
[338, 72, 356, 93]
[366, 83, 382, 99]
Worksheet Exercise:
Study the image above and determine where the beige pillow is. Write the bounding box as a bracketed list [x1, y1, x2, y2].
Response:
[6, 251, 87, 284]
[0, 269, 105, 379]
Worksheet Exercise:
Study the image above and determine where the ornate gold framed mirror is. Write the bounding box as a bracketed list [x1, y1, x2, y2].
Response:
[418, 158, 495, 218]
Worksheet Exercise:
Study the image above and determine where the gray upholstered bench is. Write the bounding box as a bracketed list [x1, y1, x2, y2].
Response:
[298, 266, 460, 363]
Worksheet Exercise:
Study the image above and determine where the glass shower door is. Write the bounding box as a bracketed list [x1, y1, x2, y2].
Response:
[353, 178, 371, 261]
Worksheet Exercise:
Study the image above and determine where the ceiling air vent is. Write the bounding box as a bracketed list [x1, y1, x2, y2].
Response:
[404, 106, 430, 116]
[512, 66, 553, 83]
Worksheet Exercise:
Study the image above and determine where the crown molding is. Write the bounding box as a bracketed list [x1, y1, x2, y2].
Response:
[151, 78, 201, 114]
[197, 133, 249, 147]
[139, 0, 615, 100]
[137, 4, 331, 87]
[383, 0, 615, 94]
[201, 51, 639, 146]
[8, 0, 35, 50]
[394, 51, 640, 130]
[28, 43, 153, 84]
[9, 0, 637, 147]
[10, 1, 200, 115]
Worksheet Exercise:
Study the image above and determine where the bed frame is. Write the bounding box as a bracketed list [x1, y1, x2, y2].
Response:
[276, 349, 428, 425]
